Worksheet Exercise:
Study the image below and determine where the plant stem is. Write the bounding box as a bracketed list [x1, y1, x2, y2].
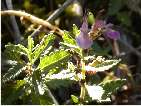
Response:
[80, 82, 86, 104]
[79, 49, 86, 104]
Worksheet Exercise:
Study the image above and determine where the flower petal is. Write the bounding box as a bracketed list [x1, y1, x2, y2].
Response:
[76, 32, 93, 49]
[104, 29, 120, 40]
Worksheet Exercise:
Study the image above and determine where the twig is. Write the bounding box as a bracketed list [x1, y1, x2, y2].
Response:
[1, 10, 64, 36]
[6, 0, 22, 43]
[118, 39, 141, 57]
[45, 85, 59, 105]
[30, 0, 75, 37]
[112, 40, 120, 56]
[47, 0, 75, 22]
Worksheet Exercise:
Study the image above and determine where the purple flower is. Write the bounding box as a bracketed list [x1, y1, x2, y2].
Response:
[104, 29, 120, 40]
[76, 17, 93, 49]
[92, 20, 120, 40]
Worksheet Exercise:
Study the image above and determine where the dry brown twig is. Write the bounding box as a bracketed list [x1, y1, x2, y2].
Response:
[1, 10, 64, 36]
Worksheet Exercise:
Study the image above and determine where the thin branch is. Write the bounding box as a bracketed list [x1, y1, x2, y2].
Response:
[47, 0, 75, 22]
[30, 0, 75, 37]
[6, 0, 22, 43]
[118, 39, 141, 57]
[112, 40, 120, 56]
[45, 85, 59, 105]
[1, 10, 64, 36]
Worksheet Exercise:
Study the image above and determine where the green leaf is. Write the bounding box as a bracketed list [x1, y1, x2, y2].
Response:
[38, 50, 71, 72]
[46, 69, 75, 80]
[31, 72, 41, 105]
[28, 36, 34, 63]
[100, 79, 126, 99]
[71, 95, 79, 103]
[60, 42, 79, 49]
[2, 63, 24, 83]
[28, 36, 34, 53]
[31, 72, 58, 105]
[72, 24, 80, 37]
[32, 34, 55, 63]
[4, 43, 28, 61]
[94, 59, 121, 72]
[63, 31, 77, 46]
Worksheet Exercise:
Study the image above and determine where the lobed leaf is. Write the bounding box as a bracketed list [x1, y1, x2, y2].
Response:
[62, 31, 77, 46]
[28, 36, 34, 53]
[99, 79, 126, 100]
[38, 50, 71, 72]
[2, 63, 24, 83]
[4, 43, 28, 61]
[72, 24, 80, 37]
[32, 34, 55, 63]
[71, 95, 79, 103]
[94, 59, 121, 72]
[46, 69, 75, 80]
[27, 36, 34, 63]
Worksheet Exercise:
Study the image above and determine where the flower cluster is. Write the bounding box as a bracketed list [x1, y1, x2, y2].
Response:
[76, 17, 120, 49]
[92, 20, 120, 40]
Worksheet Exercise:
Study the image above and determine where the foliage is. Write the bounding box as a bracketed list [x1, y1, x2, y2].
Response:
[2, 0, 138, 105]
[1, 23, 125, 105]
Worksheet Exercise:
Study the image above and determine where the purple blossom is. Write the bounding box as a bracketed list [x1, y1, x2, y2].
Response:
[104, 29, 120, 40]
[76, 17, 93, 49]
[93, 20, 120, 40]
[76, 19, 120, 49]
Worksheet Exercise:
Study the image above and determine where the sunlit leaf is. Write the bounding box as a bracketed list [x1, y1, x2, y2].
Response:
[94, 59, 121, 72]
[71, 95, 79, 103]
[28, 36, 34, 63]
[72, 24, 80, 37]
[4, 43, 28, 61]
[99, 79, 126, 99]
[28, 36, 34, 53]
[38, 50, 71, 72]
[2, 63, 24, 83]
[32, 34, 55, 63]
[60, 42, 79, 49]
[46, 69, 75, 80]
[63, 31, 77, 46]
